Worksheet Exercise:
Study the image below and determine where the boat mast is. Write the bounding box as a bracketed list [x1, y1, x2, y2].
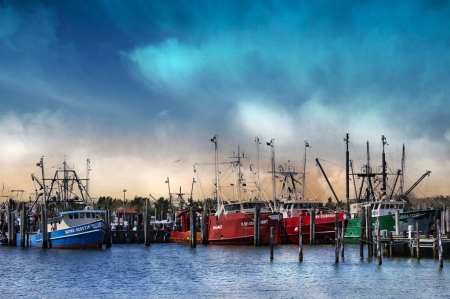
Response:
[40, 157, 47, 208]
[237, 145, 242, 202]
[267, 139, 276, 210]
[350, 160, 358, 201]
[86, 159, 90, 197]
[399, 144, 405, 196]
[302, 141, 310, 200]
[64, 158, 67, 203]
[381, 135, 388, 199]
[212, 135, 219, 207]
[255, 137, 261, 201]
[366, 142, 375, 201]
[345, 133, 349, 212]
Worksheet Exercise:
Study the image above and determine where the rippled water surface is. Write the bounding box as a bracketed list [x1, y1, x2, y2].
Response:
[1, 243, 449, 298]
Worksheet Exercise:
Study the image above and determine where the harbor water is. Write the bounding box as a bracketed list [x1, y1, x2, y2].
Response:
[1, 243, 449, 298]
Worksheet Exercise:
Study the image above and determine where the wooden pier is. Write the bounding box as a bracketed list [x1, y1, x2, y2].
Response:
[380, 234, 450, 258]
[110, 226, 171, 244]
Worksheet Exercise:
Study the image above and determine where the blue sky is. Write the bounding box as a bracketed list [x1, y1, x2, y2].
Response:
[0, 0, 449, 201]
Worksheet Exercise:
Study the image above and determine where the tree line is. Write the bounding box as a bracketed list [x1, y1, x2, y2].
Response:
[94, 196, 218, 215]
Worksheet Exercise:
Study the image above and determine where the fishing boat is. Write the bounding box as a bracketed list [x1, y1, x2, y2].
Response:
[22, 158, 107, 248]
[278, 199, 347, 244]
[343, 136, 437, 242]
[191, 136, 281, 245]
[344, 200, 437, 243]
[171, 209, 201, 243]
[271, 141, 348, 244]
[27, 209, 107, 248]
[208, 201, 281, 245]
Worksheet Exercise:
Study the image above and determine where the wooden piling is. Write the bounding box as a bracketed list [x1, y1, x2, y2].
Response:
[190, 207, 196, 248]
[310, 208, 315, 245]
[201, 209, 208, 245]
[443, 206, 447, 235]
[341, 220, 345, 259]
[335, 214, 339, 263]
[7, 205, 12, 246]
[367, 206, 373, 257]
[127, 217, 132, 243]
[299, 216, 303, 262]
[395, 210, 399, 235]
[270, 227, 274, 261]
[377, 217, 382, 265]
[416, 222, 420, 261]
[360, 206, 366, 258]
[254, 206, 260, 246]
[437, 219, 443, 267]
[136, 213, 141, 243]
[20, 202, 25, 247]
[446, 209, 450, 234]
[42, 204, 48, 249]
[106, 209, 111, 248]
[145, 198, 150, 246]
[389, 231, 393, 257]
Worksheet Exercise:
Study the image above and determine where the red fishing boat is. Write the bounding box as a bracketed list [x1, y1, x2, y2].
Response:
[207, 201, 281, 245]
[170, 210, 201, 243]
[278, 200, 347, 243]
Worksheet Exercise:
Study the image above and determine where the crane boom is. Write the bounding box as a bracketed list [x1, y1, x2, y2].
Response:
[404, 171, 431, 197]
[315, 158, 344, 209]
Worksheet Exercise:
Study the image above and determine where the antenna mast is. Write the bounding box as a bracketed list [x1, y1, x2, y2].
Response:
[302, 141, 310, 200]
[211, 135, 219, 207]
[267, 139, 276, 210]
[255, 137, 261, 200]
[381, 135, 388, 198]
[345, 134, 349, 212]
[399, 144, 405, 196]
[86, 159, 90, 196]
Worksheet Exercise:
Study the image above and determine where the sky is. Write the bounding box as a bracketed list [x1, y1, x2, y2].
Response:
[0, 0, 449, 203]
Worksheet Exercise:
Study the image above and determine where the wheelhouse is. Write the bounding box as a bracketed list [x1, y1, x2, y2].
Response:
[222, 201, 272, 215]
[279, 200, 322, 218]
[349, 201, 404, 219]
[47, 210, 106, 231]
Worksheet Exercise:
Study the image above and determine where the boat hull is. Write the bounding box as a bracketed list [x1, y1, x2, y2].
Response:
[170, 231, 201, 243]
[344, 209, 437, 243]
[207, 212, 281, 245]
[278, 212, 347, 244]
[18, 220, 106, 249]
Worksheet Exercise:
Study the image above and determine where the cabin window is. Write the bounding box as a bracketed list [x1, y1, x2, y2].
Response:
[293, 204, 298, 209]
[74, 213, 79, 219]
[225, 204, 240, 211]
[92, 213, 96, 218]
[80, 213, 85, 218]
[380, 204, 385, 209]
[69, 214, 73, 219]
[283, 203, 288, 209]
[373, 203, 379, 210]
[86, 213, 90, 218]
[399, 204, 403, 209]
[243, 203, 254, 209]
[390, 204, 395, 209]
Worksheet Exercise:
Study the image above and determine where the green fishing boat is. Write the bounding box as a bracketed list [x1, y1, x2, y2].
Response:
[344, 200, 437, 243]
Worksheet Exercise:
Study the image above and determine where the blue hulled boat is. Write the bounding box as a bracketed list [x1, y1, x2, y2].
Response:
[21, 210, 107, 248]
[17, 158, 107, 249]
